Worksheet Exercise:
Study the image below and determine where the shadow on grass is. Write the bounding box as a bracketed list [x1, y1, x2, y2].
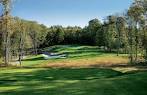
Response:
[0, 68, 123, 83]
[0, 68, 122, 80]
[1, 68, 147, 95]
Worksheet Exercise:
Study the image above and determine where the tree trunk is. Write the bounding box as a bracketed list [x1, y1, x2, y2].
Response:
[135, 22, 138, 62]
[129, 26, 133, 64]
[117, 41, 120, 56]
[3, 17, 10, 66]
[4, 32, 10, 66]
[1, 0, 12, 66]
[130, 44, 133, 64]
[18, 33, 23, 66]
[145, 48, 147, 62]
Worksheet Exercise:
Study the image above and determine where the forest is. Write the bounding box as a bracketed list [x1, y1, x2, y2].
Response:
[0, 0, 147, 66]
[0, 0, 147, 95]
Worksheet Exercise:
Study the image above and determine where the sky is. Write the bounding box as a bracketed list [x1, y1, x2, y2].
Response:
[12, 0, 133, 27]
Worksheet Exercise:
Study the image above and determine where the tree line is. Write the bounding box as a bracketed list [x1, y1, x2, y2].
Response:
[0, 0, 147, 66]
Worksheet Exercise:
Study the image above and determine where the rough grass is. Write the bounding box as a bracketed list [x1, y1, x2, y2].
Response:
[21, 45, 129, 67]
[0, 67, 147, 95]
[0, 58, 2, 64]
[44, 56, 129, 68]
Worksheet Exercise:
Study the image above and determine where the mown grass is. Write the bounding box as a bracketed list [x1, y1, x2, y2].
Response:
[0, 45, 146, 95]
[21, 45, 129, 67]
[0, 67, 147, 95]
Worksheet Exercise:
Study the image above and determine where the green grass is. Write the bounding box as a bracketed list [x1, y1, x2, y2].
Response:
[22, 55, 45, 66]
[43, 45, 122, 58]
[0, 45, 146, 95]
[0, 67, 147, 95]
[21, 45, 128, 67]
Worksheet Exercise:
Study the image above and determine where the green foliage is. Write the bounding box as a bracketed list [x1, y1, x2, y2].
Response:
[0, 0, 147, 64]
[88, 19, 102, 45]
[95, 26, 106, 47]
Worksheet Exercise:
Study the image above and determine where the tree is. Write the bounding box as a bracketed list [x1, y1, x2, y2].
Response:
[95, 25, 105, 47]
[0, 19, 2, 58]
[115, 16, 126, 56]
[105, 15, 117, 52]
[128, 0, 144, 61]
[17, 20, 25, 66]
[126, 15, 136, 64]
[140, 18, 147, 61]
[54, 26, 64, 44]
[88, 19, 101, 45]
[28, 21, 40, 55]
[38, 24, 48, 48]
[0, 0, 12, 66]
[140, 0, 147, 61]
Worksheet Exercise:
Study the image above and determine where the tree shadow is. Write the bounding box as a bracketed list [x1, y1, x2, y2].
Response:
[0, 68, 123, 85]
[0, 68, 147, 95]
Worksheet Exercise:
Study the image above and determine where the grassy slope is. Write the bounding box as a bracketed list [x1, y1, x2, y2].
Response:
[0, 68, 147, 95]
[0, 45, 146, 95]
[22, 45, 129, 67]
